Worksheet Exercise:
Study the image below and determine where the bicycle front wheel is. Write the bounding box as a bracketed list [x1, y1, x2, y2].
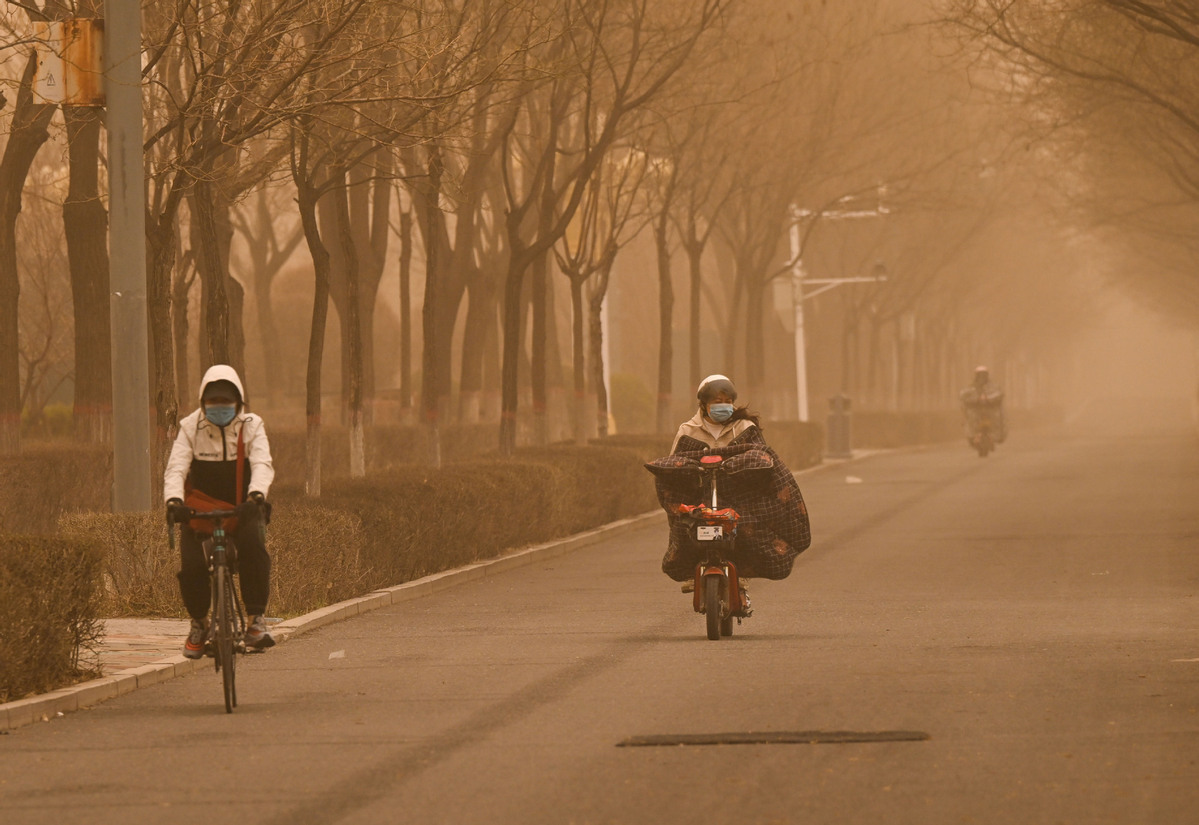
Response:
[215, 565, 237, 713]
[704, 576, 722, 641]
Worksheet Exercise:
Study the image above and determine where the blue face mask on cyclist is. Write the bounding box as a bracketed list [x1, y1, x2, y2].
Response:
[708, 403, 735, 423]
[204, 404, 237, 427]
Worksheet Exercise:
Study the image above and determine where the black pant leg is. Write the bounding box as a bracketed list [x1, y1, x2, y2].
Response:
[177, 527, 210, 622]
[233, 509, 271, 616]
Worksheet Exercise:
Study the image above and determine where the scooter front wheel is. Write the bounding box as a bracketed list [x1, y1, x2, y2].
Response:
[704, 576, 722, 640]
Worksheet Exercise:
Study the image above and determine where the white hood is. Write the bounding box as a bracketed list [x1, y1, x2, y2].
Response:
[198, 364, 246, 405]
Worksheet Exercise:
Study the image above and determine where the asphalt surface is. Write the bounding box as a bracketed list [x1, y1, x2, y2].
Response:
[2, 398, 1198, 824]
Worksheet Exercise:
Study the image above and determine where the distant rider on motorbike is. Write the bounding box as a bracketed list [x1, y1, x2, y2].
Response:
[959, 365, 1007, 444]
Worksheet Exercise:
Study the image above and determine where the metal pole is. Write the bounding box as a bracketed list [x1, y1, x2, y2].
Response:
[106, 0, 152, 510]
[789, 216, 809, 422]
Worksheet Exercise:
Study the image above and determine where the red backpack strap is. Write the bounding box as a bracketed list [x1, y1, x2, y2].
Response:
[235, 423, 245, 505]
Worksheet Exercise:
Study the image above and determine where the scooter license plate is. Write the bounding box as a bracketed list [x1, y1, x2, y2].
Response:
[696, 525, 723, 541]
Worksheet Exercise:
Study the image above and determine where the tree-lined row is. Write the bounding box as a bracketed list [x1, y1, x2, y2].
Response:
[2, 0, 1095, 491]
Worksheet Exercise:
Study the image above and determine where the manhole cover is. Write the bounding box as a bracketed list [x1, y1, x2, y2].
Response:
[617, 730, 930, 747]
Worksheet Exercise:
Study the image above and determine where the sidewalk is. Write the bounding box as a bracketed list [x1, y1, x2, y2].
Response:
[90, 619, 192, 675]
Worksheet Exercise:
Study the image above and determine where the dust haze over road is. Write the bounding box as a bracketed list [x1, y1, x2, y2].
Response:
[2, 396, 1198, 824]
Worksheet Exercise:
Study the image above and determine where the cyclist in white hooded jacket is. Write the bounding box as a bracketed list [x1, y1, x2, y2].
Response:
[164, 365, 276, 658]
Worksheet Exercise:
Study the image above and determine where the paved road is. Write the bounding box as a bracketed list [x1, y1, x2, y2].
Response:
[2, 399, 1198, 824]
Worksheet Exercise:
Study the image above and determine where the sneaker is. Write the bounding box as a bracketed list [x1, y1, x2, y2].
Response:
[244, 616, 276, 650]
[739, 586, 753, 618]
[183, 619, 207, 659]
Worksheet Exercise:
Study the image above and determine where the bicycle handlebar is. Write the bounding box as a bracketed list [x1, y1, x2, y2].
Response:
[168, 503, 259, 525]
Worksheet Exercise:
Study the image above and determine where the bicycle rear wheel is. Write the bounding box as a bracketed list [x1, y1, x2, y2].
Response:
[215, 566, 237, 713]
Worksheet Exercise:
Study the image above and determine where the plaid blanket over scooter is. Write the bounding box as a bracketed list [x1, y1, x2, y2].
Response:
[645, 428, 811, 581]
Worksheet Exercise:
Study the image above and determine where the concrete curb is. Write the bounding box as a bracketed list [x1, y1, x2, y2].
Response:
[0, 509, 665, 733]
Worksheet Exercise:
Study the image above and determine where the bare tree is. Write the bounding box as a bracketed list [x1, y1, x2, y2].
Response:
[140, 0, 372, 468]
[230, 183, 304, 408]
[0, 34, 55, 454]
[16, 164, 72, 429]
[496, 0, 729, 454]
[554, 143, 649, 441]
[946, 0, 1199, 317]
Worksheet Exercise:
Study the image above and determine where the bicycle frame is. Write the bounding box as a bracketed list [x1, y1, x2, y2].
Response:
[169, 506, 248, 712]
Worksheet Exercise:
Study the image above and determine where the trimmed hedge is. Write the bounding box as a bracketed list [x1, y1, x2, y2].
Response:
[269, 422, 501, 481]
[759, 421, 826, 470]
[269, 443, 659, 591]
[0, 534, 104, 702]
[59, 506, 368, 619]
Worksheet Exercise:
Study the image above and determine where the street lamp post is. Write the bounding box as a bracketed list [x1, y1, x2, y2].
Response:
[788, 194, 889, 422]
[106, 0, 152, 510]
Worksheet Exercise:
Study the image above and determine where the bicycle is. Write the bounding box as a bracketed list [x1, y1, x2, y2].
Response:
[169, 504, 254, 713]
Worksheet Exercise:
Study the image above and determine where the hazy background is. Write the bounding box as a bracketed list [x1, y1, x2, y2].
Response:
[3, 0, 1198, 456]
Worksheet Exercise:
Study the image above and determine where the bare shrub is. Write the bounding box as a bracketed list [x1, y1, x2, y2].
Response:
[263, 504, 367, 615]
[58, 506, 368, 620]
[0, 535, 104, 702]
[272, 444, 662, 591]
[58, 513, 182, 618]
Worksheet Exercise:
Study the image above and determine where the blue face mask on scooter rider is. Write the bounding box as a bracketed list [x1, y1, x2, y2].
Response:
[204, 404, 237, 427]
[708, 403, 735, 423]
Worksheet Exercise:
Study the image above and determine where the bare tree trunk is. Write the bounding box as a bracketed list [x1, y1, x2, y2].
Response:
[459, 274, 497, 424]
[191, 181, 243, 374]
[192, 183, 229, 367]
[63, 104, 112, 444]
[228, 274, 247, 377]
[146, 218, 181, 479]
[588, 270, 611, 438]
[743, 278, 767, 400]
[654, 215, 674, 434]
[686, 231, 703, 393]
[296, 171, 330, 496]
[0, 55, 55, 454]
[171, 252, 194, 406]
[252, 264, 283, 408]
[570, 276, 586, 442]
[420, 151, 444, 466]
[482, 299, 503, 422]
[330, 167, 365, 478]
[398, 208, 413, 422]
[530, 247, 549, 446]
[499, 241, 527, 454]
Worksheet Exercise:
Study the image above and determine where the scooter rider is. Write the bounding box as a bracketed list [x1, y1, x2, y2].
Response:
[959, 365, 1007, 443]
[671, 374, 759, 454]
[164, 365, 276, 658]
[657, 374, 810, 583]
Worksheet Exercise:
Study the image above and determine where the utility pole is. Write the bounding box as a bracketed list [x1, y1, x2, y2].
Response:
[788, 191, 889, 422]
[106, 0, 152, 510]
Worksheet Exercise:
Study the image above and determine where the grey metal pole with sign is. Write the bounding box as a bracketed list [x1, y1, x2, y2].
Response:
[105, 0, 152, 511]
